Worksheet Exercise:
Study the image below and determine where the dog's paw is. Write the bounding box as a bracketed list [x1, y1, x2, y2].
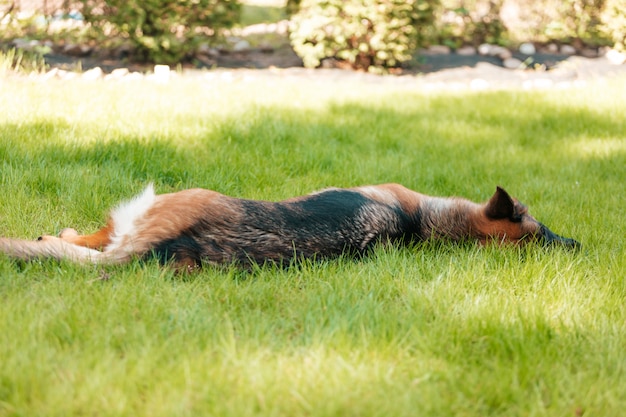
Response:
[59, 228, 79, 239]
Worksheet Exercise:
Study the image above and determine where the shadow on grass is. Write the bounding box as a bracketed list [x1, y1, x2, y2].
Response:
[1, 91, 623, 202]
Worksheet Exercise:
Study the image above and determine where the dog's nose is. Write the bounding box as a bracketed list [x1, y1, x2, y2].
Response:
[557, 236, 581, 250]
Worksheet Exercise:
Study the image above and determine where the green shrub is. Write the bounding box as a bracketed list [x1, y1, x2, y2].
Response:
[502, 0, 610, 46]
[79, 0, 241, 64]
[289, 0, 438, 72]
[435, 0, 508, 48]
[601, 0, 626, 51]
[285, 0, 302, 16]
[545, 0, 607, 45]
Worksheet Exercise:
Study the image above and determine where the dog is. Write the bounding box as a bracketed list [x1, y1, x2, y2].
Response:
[0, 184, 579, 270]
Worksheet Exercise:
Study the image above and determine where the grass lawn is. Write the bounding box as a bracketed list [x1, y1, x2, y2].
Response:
[0, 74, 625, 417]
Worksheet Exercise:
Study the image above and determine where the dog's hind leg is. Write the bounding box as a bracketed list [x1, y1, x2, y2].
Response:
[56, 220, 115, 250]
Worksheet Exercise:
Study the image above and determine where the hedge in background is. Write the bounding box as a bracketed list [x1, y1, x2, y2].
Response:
[80, 0, 241, 64]
[601, 0, 626, 51]
[435, 0, 508, 48]
[289, 0, 438, 72]
[434, 0, 626, 50]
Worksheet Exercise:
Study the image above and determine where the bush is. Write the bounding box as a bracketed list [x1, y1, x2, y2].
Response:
[601, 0, 626, 51]
[502, 0, 609, 46]
[285, 0, 302, 16]
[289, 0, 438, 72]
[546, 0, 607, 45]
[79, 0, 241, 64]
[435, 0, 508, 48]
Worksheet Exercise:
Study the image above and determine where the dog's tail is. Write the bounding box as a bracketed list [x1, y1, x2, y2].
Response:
[0, 237, 128, 264]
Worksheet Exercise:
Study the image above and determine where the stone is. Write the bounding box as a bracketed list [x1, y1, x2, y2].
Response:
[605, 49, 626, 65]
[82, 67, 103, 81]
[233, 40, 251, 52]
[121, 72, 144, 82]
[63, 43, 92, 56]
[115, 43, 133, 59]
[560, 45, 576, 55]
[503, 57, 523, 69]
[195, 55, 216, 67]
[496, 48, 513, 60]
[519, 42, 536, 55]
[42, 68, 59, 80]
[111, 68, 129, 77]
[12, 38, 41, 52]
[104, 68, 129, 80]
[492, 46, 509, 58]
[456, 46, 476, 56]
[197, 43, 220, 58]
[543, 43, 559, 54]
[478, 43, 492, 55]
[58, 70, 78, 81]
[580, 48, 597, 58]
[426, 45, 451, 55]
[151, 64, 171, 83]
[479, 44, 510, 58]
[258, 43, 274, 53]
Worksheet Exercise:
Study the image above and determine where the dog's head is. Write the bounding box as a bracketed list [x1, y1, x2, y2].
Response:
[478, 186, 580, 248]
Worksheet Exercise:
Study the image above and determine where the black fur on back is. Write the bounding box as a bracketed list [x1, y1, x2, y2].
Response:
[150, 189, 421, 267]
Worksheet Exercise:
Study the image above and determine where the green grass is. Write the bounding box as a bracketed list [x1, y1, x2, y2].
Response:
[1, 75, 625, 417]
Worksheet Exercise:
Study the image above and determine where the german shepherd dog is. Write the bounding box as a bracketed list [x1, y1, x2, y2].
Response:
[0, 184, 579, 270]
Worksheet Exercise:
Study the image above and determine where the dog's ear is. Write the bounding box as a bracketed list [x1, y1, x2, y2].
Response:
[485, 186, 515, 220]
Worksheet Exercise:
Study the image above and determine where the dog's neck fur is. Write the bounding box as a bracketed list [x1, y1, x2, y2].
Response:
[417, 197, 483, 241]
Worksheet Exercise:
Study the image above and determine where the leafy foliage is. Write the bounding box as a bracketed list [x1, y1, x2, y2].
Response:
[289, 0, 438, 72]
[435, 0, 509, 48]
[501, 0, 610, 46]
[285, 0, 302, 15]
[79, 0, 241, 64]
[544, 0, 607, 45]
[601, 0, 626, 50]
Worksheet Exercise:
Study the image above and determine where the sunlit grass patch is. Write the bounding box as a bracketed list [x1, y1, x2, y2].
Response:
[0, 76, 625, 416]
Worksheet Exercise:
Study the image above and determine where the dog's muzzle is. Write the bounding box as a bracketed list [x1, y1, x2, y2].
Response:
[539, 224, 581, 249]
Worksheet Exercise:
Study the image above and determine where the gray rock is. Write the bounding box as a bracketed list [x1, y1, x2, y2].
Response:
[456, 46, 477, 56]
[580, 48, 597, 58]
[63, 43, 91, 57]
[519, 42, 536, 55]
[104, 68, 129, 80]
[42, 68, 60, 80]
[478, 43, 492, 55]
[503, 57, 523, 69]
[425, 45, 451, 55]
[11, 38, 41, 52]
[542, 43, 559, 54]
[560, 45, 577, 55]
[197, 43, 220, 58]
[258, 43, 274, 53]
[605, 49, 626, 65]
[496, 48, 513, 60]
[233, 40, 251, 52]
[478, 43, 511, 59]
[82, 67, 103, 80]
